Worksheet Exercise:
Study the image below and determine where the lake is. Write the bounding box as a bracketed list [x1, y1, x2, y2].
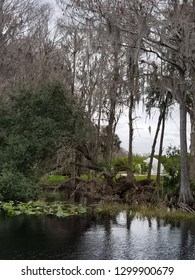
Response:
[0, 211, 195, 260]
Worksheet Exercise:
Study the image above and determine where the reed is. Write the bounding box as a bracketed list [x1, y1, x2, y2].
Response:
[94, 203, 195, 220]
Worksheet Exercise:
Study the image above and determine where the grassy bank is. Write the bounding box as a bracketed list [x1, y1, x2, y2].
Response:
[94, 203, 195, 220]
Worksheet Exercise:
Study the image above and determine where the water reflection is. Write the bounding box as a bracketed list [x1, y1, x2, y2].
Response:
[0, 212, 195, 260]
[179, 221, 195, 259]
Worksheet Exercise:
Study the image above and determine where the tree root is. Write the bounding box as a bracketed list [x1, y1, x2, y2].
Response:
[177, 203, 195, 213]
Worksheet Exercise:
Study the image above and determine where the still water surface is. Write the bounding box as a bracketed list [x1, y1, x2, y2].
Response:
[0, 212, 195, 259]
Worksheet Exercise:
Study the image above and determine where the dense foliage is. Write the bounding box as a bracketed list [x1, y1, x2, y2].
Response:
[162, 146, 181, 197]
[0, 81, 88, 200]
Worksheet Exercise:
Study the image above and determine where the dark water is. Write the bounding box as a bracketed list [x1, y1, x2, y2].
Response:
[0, 211, 195, 260]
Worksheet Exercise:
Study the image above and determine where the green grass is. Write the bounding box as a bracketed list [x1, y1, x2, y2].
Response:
[135, 175, 156, 181]
[42, 175, 68, 184]
[115, 174, 157, 181]
[93, 202, 195, 220]
[130, 204, 195, 220]
[43, 173, 158, 184]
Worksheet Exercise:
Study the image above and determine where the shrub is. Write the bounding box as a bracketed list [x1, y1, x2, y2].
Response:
[112, 157, 128, 169]
[0, 166, 40, 201]
[162, 146, 180, 195]
[0, 81, 90, 201]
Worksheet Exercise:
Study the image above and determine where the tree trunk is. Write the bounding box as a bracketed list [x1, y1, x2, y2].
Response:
[105, 103, 115, 169]
[71, 148, 76, 190]
[147, 113, 163, 180]
[189, 57, 195, 182]
[189, 117, 195, 182]
[156, 108, 166, 186]
[179, 83, 194, 206]
[95, 92, 102, 163]
[105, 25, 120, 169]
[0, 1, 4, 37]
[156, 94, 169, 186]
[127, 93, 135, 182]
[71, 29, 77, 96]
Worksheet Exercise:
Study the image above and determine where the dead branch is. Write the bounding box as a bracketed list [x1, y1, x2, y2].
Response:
[70, 181, 86, 197]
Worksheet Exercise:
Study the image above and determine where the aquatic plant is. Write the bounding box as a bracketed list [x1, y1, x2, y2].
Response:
[0, 201, 87, 217]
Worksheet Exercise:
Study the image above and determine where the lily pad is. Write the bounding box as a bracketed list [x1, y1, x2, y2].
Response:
[0, 201, 88, 218]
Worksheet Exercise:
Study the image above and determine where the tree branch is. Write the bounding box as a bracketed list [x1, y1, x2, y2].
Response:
[141, 46, 185, 73]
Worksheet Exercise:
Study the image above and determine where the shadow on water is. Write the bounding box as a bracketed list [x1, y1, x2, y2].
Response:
[0, 212, 195, 260]
[178, 220, 195, 259]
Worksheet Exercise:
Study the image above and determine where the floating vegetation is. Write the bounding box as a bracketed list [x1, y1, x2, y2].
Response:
[0, 201, 87, 217]
[1, 200, 194, 220]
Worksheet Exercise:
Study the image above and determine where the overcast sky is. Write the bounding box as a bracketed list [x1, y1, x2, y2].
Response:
[116, 104, 191, 155]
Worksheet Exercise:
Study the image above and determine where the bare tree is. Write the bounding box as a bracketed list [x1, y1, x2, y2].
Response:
[57, 0, 126, 170]
[0, 0, 66, 94]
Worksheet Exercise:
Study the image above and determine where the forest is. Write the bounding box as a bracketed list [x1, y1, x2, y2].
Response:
[0, 0, 195, 211]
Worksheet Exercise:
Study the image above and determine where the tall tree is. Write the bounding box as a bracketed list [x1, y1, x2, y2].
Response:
[144, 0, 194, 205]
[0, 0, 65, 94]
[57, 0, 126, 170]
